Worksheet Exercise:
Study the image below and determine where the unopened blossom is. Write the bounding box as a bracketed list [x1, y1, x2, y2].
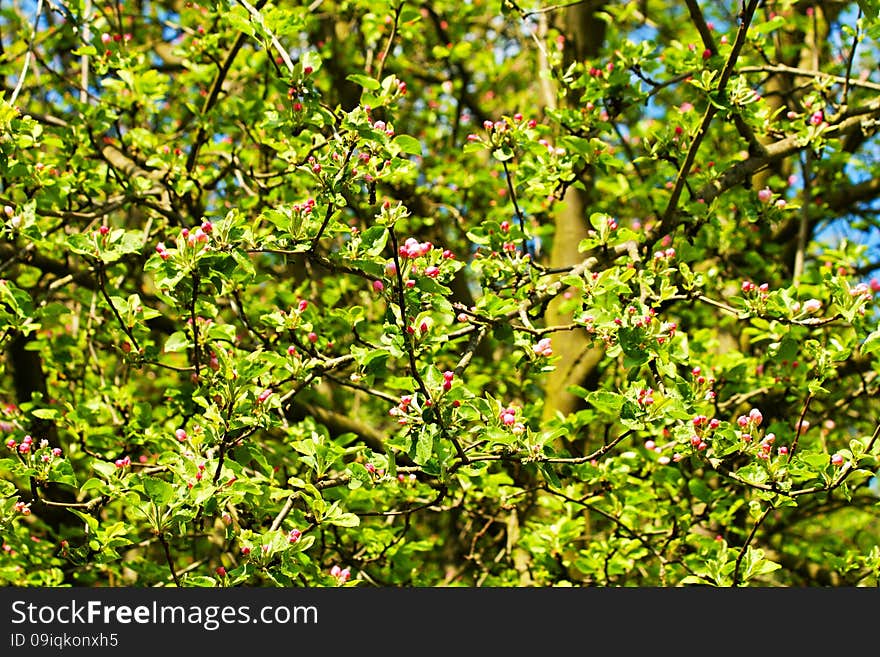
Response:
[534, 337, 553, 357]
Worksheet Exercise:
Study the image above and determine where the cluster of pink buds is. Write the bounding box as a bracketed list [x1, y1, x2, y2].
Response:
[660, 321, 677, 339]
[533, 337, 553, 357]
[293, 198, 316, 216]
[371, 120, 394, 137]
[850, 282, 873, 301]
[10, 434, 31, 454]
[800, 298, 822, 314]
[9, 434, 64, 463]
[330, 565, 351, 584]
[389, 394, 415, 424]
[288, 529, 302, 544]
[636, 387, 655, 406]
[741, 280, 770, 295]
[534, 137, 565, 157]
[114, 455, 131, 468]
[100, 32, 132, 44]
[735, 408, 764, 444]
[756, 433, 777, 460]
[689, 414, 721, 452]
[499, 406, 525, 435]
[689, 366, 716, 401]
[14, 501, 31, 515]
[155, 242, 170, 260]
[399, 237, 433, 259]
[181, 220, 213, 248]
[738, 407, 763, 429]
[653, 247, 676, 262]
[692, 415, 721, 431]
[643, 439, 671, 465]
[442, 371, 454, 391]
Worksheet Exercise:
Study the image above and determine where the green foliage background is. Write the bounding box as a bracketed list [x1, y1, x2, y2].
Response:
[2, 0, 880, 587]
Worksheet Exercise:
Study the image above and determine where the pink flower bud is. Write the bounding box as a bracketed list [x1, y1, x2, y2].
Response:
[748, 408, 763, 426]
[802, 298, 822, 314]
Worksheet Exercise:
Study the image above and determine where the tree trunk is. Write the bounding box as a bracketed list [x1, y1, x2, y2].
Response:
[541, 3, 607, 425]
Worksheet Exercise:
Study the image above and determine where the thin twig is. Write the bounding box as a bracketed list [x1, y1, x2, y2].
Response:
[237, 0, 294, 74]
[793, 152, 812, 283]
[788, 393, 812, 460]
[841, 7, 861, 107]
[80, 0, 91, 104]
[373, 2, 403, 80]
[738, 64, 880, 93]
[9, 0, 45, 106]
[732, 505, 773, 586]
[659, 0, 761, 235]
[158, 533, 182, 587]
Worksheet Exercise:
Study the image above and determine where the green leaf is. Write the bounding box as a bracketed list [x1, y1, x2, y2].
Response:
[414, 430, 434, 465]
[688, 477, 712, 503]
[856, 0, 878, 20]
[327, 511, 360, 528]
[143, 476, 175, 505]
[861, 329, 880, 355]
[491, 145, 514, 162]
[393, 134, 422, 156]
[80, 477, 109, 494]
[69, 508, 100, 533]
[49, 459, 77, 487]
[346, 74, 380, 91]
[163, 331, 190, 353]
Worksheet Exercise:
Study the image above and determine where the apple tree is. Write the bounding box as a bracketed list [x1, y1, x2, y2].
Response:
[2, 0, 880, 587]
